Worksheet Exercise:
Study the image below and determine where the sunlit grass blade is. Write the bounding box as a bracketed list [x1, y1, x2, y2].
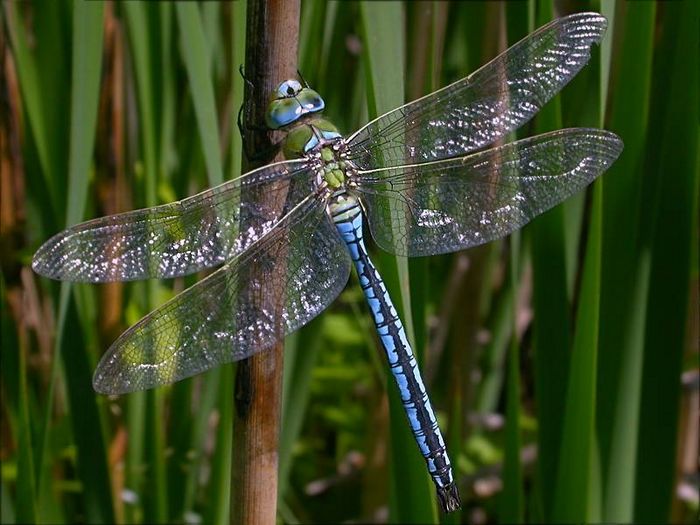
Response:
[123, 2, 158, 207]
[3, 3, 61, 220]
[176, 3, 224, 187]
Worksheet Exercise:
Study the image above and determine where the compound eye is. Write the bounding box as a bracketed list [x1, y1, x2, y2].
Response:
[297, 88, 325, 112]
[276, 79, 302, 98]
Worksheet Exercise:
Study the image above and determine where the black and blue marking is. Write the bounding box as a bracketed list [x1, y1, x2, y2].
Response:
[330, 195, 461, 512]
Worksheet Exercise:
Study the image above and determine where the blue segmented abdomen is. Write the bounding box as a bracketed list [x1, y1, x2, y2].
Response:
[329, 193, 458, 503]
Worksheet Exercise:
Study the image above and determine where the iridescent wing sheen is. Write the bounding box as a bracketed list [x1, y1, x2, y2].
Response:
[92, 194, 351, 394]
[354, 129, 622, 257]
[32, 159, 314, 282]
[346, 12, 608, 169]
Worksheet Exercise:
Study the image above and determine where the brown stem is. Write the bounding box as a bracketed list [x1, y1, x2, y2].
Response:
[230, 1, 300, 524]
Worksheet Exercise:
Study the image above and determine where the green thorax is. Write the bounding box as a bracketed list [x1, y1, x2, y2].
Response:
[284, 118, 346, 190]
[282, 117, 341, 157]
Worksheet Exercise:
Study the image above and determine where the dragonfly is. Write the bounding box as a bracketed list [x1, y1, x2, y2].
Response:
[33, 12, 622, 513]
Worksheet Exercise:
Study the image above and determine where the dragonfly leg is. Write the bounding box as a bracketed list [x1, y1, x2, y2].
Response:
[237, 103, 278, 162]
[236, 64, 282, 162]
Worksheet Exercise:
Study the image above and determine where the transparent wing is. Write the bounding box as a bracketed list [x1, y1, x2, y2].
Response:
[32, 159, 315, 282]
[346, 13, 607, 169]
[93, 194, 351, 394]
[355, 129, 622, 256]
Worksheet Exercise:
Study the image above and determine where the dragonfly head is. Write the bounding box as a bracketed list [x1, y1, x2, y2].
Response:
[266, 79, 325, 130]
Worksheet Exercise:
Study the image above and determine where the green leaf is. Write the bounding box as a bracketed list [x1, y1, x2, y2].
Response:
[176, 3, 224, 187]
[552, 180, 603, 522]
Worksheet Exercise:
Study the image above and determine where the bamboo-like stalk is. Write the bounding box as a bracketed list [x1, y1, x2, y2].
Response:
[230, 1, 300, 523]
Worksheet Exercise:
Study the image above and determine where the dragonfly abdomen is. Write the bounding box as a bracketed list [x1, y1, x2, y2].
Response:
[330, 193, 461, 512]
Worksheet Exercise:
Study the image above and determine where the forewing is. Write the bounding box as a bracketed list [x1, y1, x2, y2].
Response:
[32, 160, 314, 282]
[355, 129, 622, 256]
[92, 195, 350, 394]
[346, 13, 607, 168]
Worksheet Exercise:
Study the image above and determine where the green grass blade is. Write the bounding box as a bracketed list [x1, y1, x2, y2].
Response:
[144, 388, 168, 523]
[176, 3, 224, 187]
[597, 3, 656, 522]
[64, 3, 104, 227]
[158, 3, 176, 185]
[1, 274, 37, 524]
[4, 3, 60, 218]
[500, 235, 524, 523]
[552, 180, 603, 522]
[123, 2, 158, 206]
[208, 365, 234, 525]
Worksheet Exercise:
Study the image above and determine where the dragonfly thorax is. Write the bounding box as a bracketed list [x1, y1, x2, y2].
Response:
[282, 117, 343, 159]
[318, 145, 348, 189]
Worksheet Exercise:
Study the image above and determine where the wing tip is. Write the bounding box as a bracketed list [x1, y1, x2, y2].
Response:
[561, 11, 609, 43]
[31, 229, 81, 281]
[92, 344, 137, 395]
[92, 374, 113, 396]
[566, 11, 608, 27]
[567, 128, 625, 167]
[93, 361, 137, 396]
[92, 360, 122, 395]
[604, 130, 625, 160]
[31, 239, 58, 280]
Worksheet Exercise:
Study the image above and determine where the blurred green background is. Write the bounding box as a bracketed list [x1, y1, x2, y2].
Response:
[1, 0, 697, 523]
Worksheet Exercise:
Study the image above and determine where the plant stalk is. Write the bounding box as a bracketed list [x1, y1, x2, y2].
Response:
[231, 1, 300, 523]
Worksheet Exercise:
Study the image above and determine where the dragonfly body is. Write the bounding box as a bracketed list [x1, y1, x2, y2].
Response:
[270, 85, 462, 505]
[331, 192, 459, 509]
[33, 13, 624, 513]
